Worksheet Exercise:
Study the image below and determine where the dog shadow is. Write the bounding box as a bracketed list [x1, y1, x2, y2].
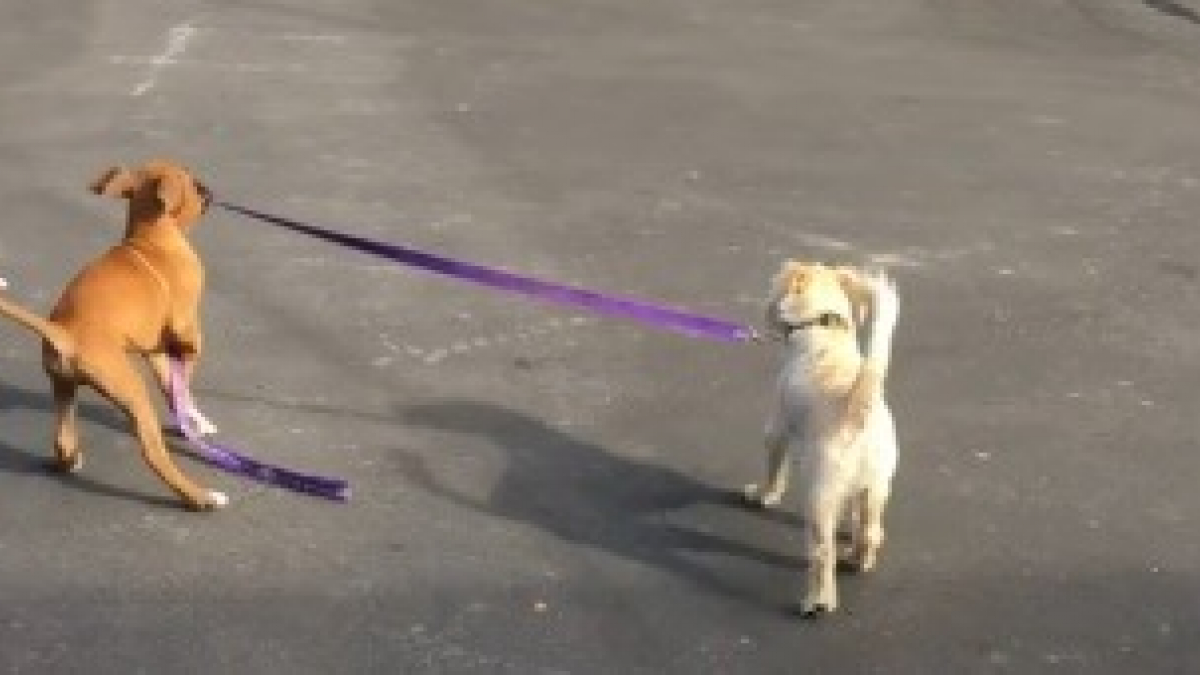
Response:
[397, 399, 802, 604]
[0, 377, 188, 508]
[1144, 0, 1200, 24]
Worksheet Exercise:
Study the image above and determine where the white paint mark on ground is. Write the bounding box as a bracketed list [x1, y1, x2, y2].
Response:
[131, 21, 197, 96]
[113, 55, 311, 75]
[270, 33, 347, 43]
[793, 232, 853, 251]
[758, 218, 1008, 271]
[379, 316, 596, 366]
[865, 252, 924, 268]
[862, 243, 999, 269]
[1029, 114, 1066, 125]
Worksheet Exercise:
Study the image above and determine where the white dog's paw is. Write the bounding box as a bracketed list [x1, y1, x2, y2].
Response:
[742, 483, 782, 509]
[848, 546, 880, 574]
[207, 490, 229, 509]
[0, 277, 8, 290]
[799, 591, 838, 618]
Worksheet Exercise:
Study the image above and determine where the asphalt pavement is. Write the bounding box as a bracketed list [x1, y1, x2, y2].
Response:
[0, 1, 1198, 673]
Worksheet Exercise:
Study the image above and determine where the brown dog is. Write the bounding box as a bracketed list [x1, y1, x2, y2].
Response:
[0, 159, 227, 510]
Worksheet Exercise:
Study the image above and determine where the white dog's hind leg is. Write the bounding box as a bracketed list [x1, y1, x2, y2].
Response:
[849, 486, 890, 573]
[800, 491, 841, 616]
[851, 411, 898, 572]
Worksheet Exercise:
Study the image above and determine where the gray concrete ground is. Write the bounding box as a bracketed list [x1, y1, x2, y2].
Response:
[0, 1, 1198, 672]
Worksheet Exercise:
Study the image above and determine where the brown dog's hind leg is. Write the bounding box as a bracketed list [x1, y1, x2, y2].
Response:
[50, 376, 83, 473]
[84, 353, 227, 510]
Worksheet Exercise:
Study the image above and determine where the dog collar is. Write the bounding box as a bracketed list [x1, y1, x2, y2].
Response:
[783, 312, 846, 335]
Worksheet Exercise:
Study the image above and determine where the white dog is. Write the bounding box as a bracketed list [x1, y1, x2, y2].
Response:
[744, 261, 900, 616]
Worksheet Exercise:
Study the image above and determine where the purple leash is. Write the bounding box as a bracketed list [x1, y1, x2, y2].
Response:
[168, 355, 350, 501]
[216, 201, 757, 343]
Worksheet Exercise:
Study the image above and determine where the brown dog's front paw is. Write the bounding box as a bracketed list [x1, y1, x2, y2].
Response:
[186, 490, 229, 511]
[49, 454, 84, 474]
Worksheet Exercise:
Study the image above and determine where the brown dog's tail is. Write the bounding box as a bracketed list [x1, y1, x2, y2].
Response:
[0, 294, 74, 356]
[839, 269, 899, 438]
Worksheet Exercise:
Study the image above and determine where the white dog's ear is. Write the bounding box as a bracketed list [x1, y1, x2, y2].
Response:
[772, 260, 813, 297]
[835, 266, 871, 327]
[765, 260, 803, 337]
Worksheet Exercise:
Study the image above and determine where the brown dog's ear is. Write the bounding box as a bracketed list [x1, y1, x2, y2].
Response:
[153, 172, 184, 216]
[90, 166, 139, 198]
[835, 266, 872, 327]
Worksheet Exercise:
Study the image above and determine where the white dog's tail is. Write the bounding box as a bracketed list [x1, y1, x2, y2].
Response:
[840, 270, 899, 436]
